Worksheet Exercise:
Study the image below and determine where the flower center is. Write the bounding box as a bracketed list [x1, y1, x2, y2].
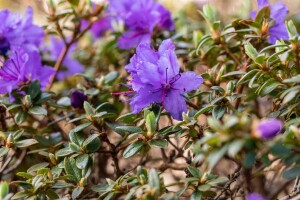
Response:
[0, 36, 10, 56]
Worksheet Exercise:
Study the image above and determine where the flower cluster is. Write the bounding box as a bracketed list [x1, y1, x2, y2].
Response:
[125, 39, 203, 120]
[0, 46, 54, 100]
[89, 0, 174, 49]
[0, 7, 54, 100]
[251, 0, 289, 44]
[0, 7, 44, 55]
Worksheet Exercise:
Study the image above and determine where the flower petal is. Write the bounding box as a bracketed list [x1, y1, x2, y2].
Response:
[130, 86, 162, 113]
[172, 72, 203, 93]
[270, 2, 288, 23]
[268, 23, 289, 44]
[157, 50, 180, 83]
[164, 91, 187, 120]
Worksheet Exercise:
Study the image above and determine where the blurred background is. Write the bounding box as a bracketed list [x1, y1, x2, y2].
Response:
[1, 0, 300, 26]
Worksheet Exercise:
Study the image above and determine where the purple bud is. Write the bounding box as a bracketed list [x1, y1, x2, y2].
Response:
[70, 90, 88, 109]
[246, 193, 266, 200]
[256, 119, 283, 139]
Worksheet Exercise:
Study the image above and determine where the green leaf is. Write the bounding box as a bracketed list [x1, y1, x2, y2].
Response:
[283, 166, 300, 180]
[15, 139, 38, 148]
[254, 5, 270, 24]
[0, 181, 9, 199]
[245, 42, 258, 61]
[286, 20, 298, 38]
[74, 122, 92, 132]
[16, 172, 33, 179]
[46, 189, 59, 199]
[191, 190, 202, 200]
[212, 105, 226, 119]
[193, 105, 214, 119]
[69, 143, 82, 152]
[28, 80, 41, 100]
[72, 187, 84, 199]
[228, 140, 244, 157]
[188, 166, 201, 178]
[64, 157, 81, 181]
[105, 71, 118, 85]
[209, 177, 229, 185]
[83, 101, 94, 116]
[149, 139, 168, 148]
[198, 184, 211, 191]
[148, 169, 160, 195]
[69, 131, 85, 146]
[116, 113, 137, 123]
[0, 147, 9, 158]
[123, 141, 144, 158]
[56, 147, 73, 157]
[27, 162, 49, 173]
[83, 134, 101, 153]
[14, 111, 27, 124]
[116, 126, 143, 133]
[146, 112, 156, 134]
[57, 97, 71, 106]
[76, 154, 89, 169]
[11, 191, 30, 199]
[28, 106, 47, 116]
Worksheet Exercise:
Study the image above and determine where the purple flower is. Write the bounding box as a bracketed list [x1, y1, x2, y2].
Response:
[255, 119, 283, 139]
[70, 90, 88, 109]
[251, 0, 289, 44]
[246, 193, 266, 200]
[108, 0, 174, 49]
[125, 39, 203, 120]
[0, 7, 44, 55]
[0, 46, 54, 101]
[82, 17, 111, 38]
[47, 36, 84, 80]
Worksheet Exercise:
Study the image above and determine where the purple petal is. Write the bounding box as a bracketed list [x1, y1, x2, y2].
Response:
[164, 90, 187, 120]
[158, 39, 175, 54]
[136, 62, 162, 86]
[270, 2, 288, 23]
[136, 43, 159, 64]
[172, 72, 203, 93]
[157, 50, 180, 82]
[118, 30, 151, 50]
[246, 193, 266, 200]
[268, 23, 289, 44]
[130, 86, 162, 113]
[257, 0, 269, 10]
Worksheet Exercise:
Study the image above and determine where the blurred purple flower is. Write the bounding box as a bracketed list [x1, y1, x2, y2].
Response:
[47, 36, 84, 80]
[108, 0, 174, 49]
[125, 39, 203, 120]
[71, 90, 88, 109]
[0, 46, 54, 101]
[82, 17, 111, 38]
[251, 0, 289, 44]
[255, 119, 283, 139]
[246, 193, 266, 200]
[0, 7, 44, 55]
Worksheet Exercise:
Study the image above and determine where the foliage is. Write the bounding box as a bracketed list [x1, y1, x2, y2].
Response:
[1, 0, 300, 199]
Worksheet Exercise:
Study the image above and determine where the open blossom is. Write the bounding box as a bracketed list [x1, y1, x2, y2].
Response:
[47, 36, 84, 80]
[108, 0, 174, 49]
[125, 39, 203, 120]
[0, 46, 54, 100]
[253, 118, 283, 139]
[0, 7, 44, 55]
[251, 0, 289, 44]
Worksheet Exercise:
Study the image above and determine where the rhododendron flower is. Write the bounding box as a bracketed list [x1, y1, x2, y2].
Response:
[251, 0, 289, 44]
[0, 46, 54, 101]
[125, 39, 203, 120]
[0, 7, 44, 55]
[47, 36, 84, 80]
[254, 118, 283, 139]
[246, 193, 266, 200]
[108, 0, 174, 49]
[82, 17, 111, 38]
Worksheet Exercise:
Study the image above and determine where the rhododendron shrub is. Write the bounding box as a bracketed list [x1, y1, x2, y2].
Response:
[1, 0, 300, 199]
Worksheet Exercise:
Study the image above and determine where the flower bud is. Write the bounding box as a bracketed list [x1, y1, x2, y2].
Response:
[70, 90, 88, 109]
[246, 193, 266, 200]
[253, 119, 283, 139]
